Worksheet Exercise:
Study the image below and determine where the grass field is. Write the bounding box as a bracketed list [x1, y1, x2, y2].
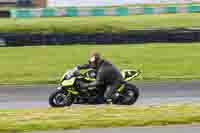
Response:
[0, 13, 200, 33]
[0, 43, 200, 84]
[0, 104, 200, 132]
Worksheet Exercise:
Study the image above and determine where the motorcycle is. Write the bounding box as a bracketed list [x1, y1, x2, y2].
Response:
[49, 66, 140, 107]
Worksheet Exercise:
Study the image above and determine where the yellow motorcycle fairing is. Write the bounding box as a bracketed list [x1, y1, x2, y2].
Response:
[84, 77, 96, 81]
[121, 69, 139, 81]
[61, 77, 76, 86]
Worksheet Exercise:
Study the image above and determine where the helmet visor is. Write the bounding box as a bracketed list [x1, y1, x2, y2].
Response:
[89, 56, 96, 63]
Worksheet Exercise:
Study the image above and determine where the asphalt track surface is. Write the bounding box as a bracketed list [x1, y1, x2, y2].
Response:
[1, 80, 200, 133]
[0, 80, 200, 109]
[29, 125, 200, 133]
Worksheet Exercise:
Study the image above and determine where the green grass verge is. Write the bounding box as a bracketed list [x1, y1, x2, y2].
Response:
[1, 13, 200, 33]
[0, 103, 200, 132]
[0, 43, 200, 84]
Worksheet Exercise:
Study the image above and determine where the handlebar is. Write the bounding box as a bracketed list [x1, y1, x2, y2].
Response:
[72, 67, 85, 77]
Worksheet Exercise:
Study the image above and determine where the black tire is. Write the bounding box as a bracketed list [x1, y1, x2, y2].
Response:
[49, 89, 74, 107]
[119, 83, 139, 105]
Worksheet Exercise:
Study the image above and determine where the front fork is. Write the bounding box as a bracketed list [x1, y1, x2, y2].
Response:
[57, 86, 79, 95]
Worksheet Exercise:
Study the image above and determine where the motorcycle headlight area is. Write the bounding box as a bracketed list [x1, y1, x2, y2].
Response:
[64, 72, 73, 80]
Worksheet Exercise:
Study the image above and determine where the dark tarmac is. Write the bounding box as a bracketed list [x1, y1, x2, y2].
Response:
[29, 124, 200, 133]
[1, 80, 200, 133]
[0, 80, 200, 109]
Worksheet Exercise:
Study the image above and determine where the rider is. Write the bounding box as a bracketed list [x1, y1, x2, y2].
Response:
[76, 51, 123, 103]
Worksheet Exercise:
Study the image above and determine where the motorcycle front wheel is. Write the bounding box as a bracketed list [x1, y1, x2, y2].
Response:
[49, 89, 74, 107]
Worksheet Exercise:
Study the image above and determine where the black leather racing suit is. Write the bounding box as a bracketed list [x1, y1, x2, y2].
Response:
[77, 59, 123, 101]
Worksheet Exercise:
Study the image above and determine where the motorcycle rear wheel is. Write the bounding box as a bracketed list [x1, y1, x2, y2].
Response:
[117, 83, 139, 105]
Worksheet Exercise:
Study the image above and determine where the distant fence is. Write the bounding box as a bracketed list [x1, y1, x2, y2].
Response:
[10, 5, 200, 18]
[0, 10, 10, 17]
[1, 28, 200, 46]
[0, 0, 16, 5]
[47, 0, 198, 7]
[0, 0, 33, 6]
